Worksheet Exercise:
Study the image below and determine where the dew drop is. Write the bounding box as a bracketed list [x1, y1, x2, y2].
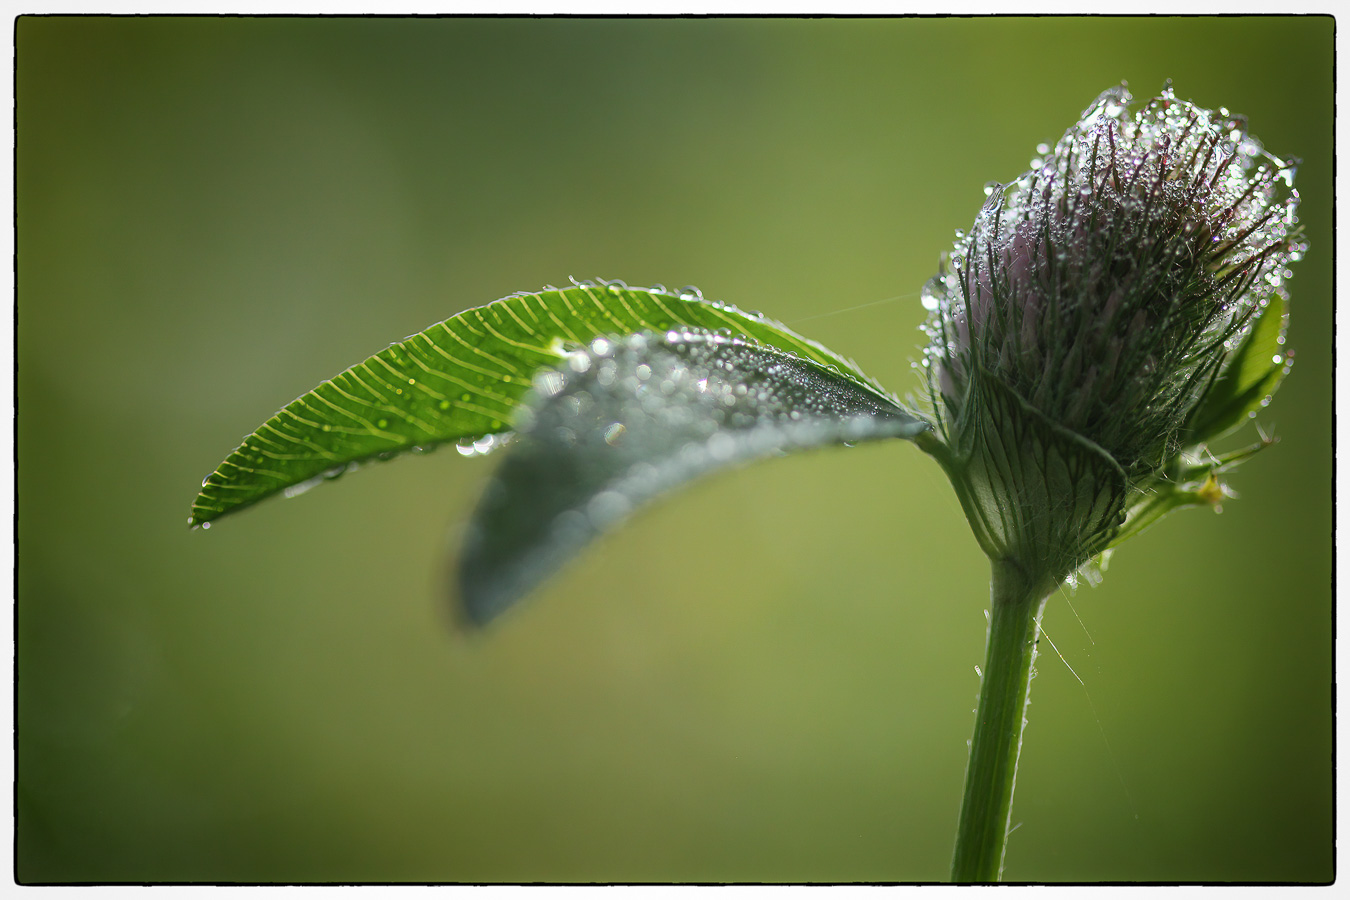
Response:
[587, 490, 631, 527]
[533, 370, 566, 399]
[455, 433, 509, 457]
[438, 399, 452, 411]
[596, 361, 617, 387]
[376, 418, 390, 430]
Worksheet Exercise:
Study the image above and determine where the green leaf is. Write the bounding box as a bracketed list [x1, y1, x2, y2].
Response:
[190, 282, 899, 527]
[1183, 294, 1291, 446]
[457, 330, 929, 626]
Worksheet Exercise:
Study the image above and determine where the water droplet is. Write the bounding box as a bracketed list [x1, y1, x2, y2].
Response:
[438, 399, 452, 411]
[376, 418, 389, 430]
[707, 431, 739, 461]
[587, 490, 632, 527]
[678, 285, 704, 301]
[534, 370, 565, 398]
[456, 434, 509, 457]
[200, 521, 211, 530]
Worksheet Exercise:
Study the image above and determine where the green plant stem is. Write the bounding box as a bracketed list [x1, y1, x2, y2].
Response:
[950, 558, 1051, 883]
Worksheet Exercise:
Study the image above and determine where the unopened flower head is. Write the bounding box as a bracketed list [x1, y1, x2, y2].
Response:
[923, 83, 1303, 475]
[921, 83, 1304, 583]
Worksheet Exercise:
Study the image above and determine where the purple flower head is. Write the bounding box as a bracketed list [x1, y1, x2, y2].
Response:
[923, 83, 1304, 475]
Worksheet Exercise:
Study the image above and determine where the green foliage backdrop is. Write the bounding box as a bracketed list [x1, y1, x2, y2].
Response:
[17, 16, 1333, 882]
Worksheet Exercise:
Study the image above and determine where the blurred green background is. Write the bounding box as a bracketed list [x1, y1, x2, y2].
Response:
[16, 16, 1333, 883]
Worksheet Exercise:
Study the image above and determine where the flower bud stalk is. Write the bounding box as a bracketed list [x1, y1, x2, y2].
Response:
[951, 558, 1049, 883]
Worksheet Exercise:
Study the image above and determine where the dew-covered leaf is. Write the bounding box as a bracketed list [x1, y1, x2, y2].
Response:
[190, 282, 895, 527]
[456, 330, 930, 627]
[1184, 294, 1290, 445]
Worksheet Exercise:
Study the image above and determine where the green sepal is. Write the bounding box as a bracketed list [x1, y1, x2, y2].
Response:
[1183, 294, 1291, 446]
[1108, 433, 1277, 550]
[942, 369, 1129, 583]
[190, 282, 897, 527]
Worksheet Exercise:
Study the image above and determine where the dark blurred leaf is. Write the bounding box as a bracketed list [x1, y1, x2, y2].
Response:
[190, 282, 897, 527]
[457, 330, 929, 626]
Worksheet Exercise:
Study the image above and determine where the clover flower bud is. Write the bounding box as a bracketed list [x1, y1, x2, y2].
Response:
[921, 83, 1304, 585]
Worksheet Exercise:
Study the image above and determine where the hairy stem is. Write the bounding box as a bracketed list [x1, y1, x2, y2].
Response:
[950, 558, 1051, 882]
